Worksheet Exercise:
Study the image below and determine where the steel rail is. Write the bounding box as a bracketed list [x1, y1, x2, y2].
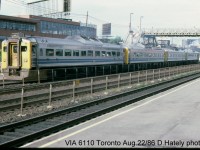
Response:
[0, 64, 199, 123]
[0, 72, 200, 147]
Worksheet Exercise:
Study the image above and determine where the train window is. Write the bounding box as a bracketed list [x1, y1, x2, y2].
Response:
[46, 49, 54, 56]
[112, 51, 116, 57]
[56, 49, 63, 56]
[73, 50, 79, 56]
[40, 48, 43, 56]
[81, 51, 87, 57]
[65, 49, 72, 56]
[88, 50, 93, 57]
[102, 51, 106, 57]
[21, 46, 27, 52]
[107, 52, 111, 57]
[95, 51, 100, 57]
[133, 52, 137, 57]
[3, 46, 7, 52]
[32, 46, 36, 56]
[13, 46, 17, 53]
[117, 52, 120, 57]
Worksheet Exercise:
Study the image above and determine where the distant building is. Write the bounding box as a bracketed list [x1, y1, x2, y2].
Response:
[27, 0, 71, 16]
[0, 14, 97, 47]
[102, 23, 111, 36]
[182, 39, 187, 48]
[181, 39, 200, 52]
[186, 39, 197, 45]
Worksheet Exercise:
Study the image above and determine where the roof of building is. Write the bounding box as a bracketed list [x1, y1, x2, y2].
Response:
[0, 15, 38, 24]
[18, 15, 80, 26]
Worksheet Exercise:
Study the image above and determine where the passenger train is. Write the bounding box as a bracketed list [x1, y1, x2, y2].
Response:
[1, 33, 199, 80]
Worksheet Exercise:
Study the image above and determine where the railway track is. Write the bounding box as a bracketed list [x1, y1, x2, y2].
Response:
[0, 65, 200, 125]
[0, 68, 200, 147]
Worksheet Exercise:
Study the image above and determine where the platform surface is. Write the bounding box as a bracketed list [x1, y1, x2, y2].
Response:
[23, 78, 200, 148]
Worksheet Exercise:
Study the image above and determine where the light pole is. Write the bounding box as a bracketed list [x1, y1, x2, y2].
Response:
[129, 13, 134, 33]
[140, 16, 143, 33]
[125, 13, 134, 44]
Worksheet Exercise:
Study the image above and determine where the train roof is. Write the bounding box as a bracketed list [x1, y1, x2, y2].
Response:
[26, 35, 123, 49]
[26, 36, 100, 46]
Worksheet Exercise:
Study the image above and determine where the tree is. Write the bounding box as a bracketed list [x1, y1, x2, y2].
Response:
[109, 36, 123, 44]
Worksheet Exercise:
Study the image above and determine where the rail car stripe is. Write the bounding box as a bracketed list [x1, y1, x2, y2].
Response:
[32, 78, 200, 148]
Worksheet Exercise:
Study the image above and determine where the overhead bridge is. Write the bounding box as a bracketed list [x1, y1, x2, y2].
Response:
[143, 28, 200, 37]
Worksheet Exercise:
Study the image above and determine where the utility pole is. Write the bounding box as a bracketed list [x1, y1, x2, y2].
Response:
[129, 13, 134, 33]
[86, 11, 88, 27]
[140, 16, 143, 33]
[125, 12, 134, 44]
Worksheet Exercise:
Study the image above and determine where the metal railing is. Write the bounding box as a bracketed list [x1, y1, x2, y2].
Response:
[1, 64, 200, 123]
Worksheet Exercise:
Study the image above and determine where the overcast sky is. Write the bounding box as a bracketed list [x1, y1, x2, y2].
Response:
[1, 0, 200, 40]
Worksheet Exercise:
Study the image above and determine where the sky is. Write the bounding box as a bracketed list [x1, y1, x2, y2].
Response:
[1, 0, 200, 42]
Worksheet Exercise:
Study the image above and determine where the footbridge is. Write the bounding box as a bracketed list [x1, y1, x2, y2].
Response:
[143, 28, 200, 37]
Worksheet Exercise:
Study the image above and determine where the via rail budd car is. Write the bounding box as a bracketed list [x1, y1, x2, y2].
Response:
[1, 33, 199, 80]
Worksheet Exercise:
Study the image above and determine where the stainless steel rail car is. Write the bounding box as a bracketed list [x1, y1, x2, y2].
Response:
[1, 34, 199, 80]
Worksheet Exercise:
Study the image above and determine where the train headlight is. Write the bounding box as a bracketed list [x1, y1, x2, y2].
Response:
[24, 59, 28, 62]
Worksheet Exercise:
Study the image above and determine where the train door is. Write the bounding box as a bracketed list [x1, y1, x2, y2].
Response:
[8, 43, 19, 67]
[164, 51, 168, 62]
[123, 48, 129, 64]
[185, 53, 188, 61]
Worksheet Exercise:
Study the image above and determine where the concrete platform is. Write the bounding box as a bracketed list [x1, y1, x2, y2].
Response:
[22, 78, 200, 148]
